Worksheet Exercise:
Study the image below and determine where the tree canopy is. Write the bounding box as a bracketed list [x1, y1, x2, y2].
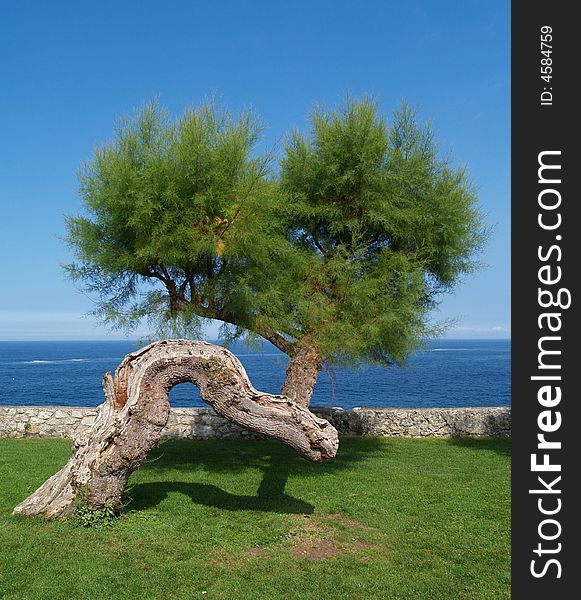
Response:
[277, 99, 486, 366]
[66, 101, 288, 347]
[65, 96, 487, 405]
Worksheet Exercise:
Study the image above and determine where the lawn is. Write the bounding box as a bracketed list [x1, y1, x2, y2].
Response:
[0, 436, 510, 600]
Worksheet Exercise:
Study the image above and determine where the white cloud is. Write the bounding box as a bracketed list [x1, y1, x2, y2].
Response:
[446, 324, 511, 339]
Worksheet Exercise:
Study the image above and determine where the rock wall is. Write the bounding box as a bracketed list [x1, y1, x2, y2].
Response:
[0, 405, 510, 439]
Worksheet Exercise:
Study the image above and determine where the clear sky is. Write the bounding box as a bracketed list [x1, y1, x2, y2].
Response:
[0, 0, 510, 341]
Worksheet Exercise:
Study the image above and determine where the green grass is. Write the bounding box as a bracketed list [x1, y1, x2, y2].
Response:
[0, 437, 510, 600]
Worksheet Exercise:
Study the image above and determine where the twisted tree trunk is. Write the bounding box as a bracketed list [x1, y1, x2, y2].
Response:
[281, 344, 322, 408]
[13, 340, 338, 519]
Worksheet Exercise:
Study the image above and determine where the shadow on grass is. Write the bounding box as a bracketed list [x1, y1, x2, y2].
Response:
[126, 456, 314, 514]
[140, 437, 388, 475]
[123, 436, 510, 514]
[447, 436, 512, 456]
[124, 437, 387, 515]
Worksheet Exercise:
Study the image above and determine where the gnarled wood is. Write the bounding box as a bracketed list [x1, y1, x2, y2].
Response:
[282, 344, 322, 408]
[13, 340, 339, 519]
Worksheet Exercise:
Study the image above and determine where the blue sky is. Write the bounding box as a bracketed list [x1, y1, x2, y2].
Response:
[0, 0, 510, 341]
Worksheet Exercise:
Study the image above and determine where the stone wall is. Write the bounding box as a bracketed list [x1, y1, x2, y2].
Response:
[0, 405, 510, 439]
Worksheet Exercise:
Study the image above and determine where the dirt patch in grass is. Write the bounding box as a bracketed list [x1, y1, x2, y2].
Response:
[246, 512, 392, 563]
[287, 514, 378, 561]
[206, 512, 386, 567]
[291, 537, 342, 560]
[318, 512, 377, 531]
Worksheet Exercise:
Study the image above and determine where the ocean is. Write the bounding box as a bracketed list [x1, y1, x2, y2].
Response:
[0, 339, 510, 409]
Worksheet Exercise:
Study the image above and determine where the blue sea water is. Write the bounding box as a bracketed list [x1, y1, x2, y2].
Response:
[0, 339, 510, 409]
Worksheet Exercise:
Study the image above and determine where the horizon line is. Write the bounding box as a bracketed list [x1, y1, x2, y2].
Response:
[0, 337, 512, 343]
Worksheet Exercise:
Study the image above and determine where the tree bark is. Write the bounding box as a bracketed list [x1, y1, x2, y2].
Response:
[281, 344, 323, 408]
[13, 340, 338, 519]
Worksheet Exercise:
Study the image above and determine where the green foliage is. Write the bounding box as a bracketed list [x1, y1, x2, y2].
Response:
[65, 96, 487, 368]
[278, 97, 487, 365]
[74, 501, 117, 529]
[65, 98, 282, 340]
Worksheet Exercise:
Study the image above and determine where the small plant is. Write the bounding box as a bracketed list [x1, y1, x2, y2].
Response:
[74, 502, 117, 529]
[73, 487, 118, 529]
[125, 509, 159, 523]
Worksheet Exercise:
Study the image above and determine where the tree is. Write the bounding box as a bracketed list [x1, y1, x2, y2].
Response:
[276, 98, 487, 403]
[65, 100, 288, 348]
[13, 97, 487, 519]
[65, 97, 487, 407]
[13, 340, 339, 518]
